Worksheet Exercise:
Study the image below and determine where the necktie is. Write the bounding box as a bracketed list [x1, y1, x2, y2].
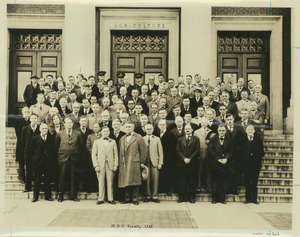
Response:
[249, 136, 253, 142]
[115, 131, 118, 138]
[103, 137, 109, 141]
[43, 135, 46, 141]
[256, 95, 260, 102]
[40, 105, 42, 110]
[68, 130, 71, 138]
[148, 136, 151, 146]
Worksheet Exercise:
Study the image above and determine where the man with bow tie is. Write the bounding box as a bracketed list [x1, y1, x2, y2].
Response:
[176, 124, 200, 203]
[92, 126, 118, 205]
[55, 118, 83, 202]
[207, 124, 233, 204]
[118, 121, 147, 205]
[30, 123, 55, 202]
[45, 90, 60, 109]
[237, 125, 264, 204]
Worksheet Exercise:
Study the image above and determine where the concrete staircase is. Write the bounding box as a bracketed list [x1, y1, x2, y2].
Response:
[5, 128, 293, 202]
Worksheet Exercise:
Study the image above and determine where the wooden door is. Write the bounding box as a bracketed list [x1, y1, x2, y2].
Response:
[140, 53, 167, 84]
[112, 52, 140, 85]
[243, 54, 269, 97]
[10, 51, 36, 116]
[37, 51, 62, 79]
[218, 53, 243, 85]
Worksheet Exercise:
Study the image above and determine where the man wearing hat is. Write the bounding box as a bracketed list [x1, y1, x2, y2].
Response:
[116, 72, 125, 95]
[134, 73, 144, 94]
[97, 71, 107, 84]
[118, 121, 148, 205]
[190, 87, 203, 115]
[23, 76, 42, 107]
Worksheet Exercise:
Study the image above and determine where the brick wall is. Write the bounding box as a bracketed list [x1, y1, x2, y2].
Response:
[7, 4, 65, 15]
[212, 7, 291, 118]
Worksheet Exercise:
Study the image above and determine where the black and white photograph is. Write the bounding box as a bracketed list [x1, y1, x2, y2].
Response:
[0, 0, 299, 236]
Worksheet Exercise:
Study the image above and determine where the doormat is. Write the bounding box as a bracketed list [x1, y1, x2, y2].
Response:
[48, 209, 197, 229]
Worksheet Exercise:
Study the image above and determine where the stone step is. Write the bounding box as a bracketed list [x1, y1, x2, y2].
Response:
[5, 175, 20, 182]
[6, 148, 16, 154]
[262, 158, 293, 165]
[259, 171, 293, 179]
[4, 191, 292, 203]
[264, 147, 293, 152]
[261, 164, 293, 171]
[237, 186, 292, 195]
[257, 178, 293, 186]
[263, 133, 293, 140]
[264, 141, 293, 146]
[6, 161, 18, 168]
[6, 183, 25, 191]
[5, 168, 18, 175]
[263, 152, 293, 158]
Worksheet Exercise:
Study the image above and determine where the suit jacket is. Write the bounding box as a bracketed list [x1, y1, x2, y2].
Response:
[139, 94, 152, 104]
[236, 99, 252, 117]
[167, 96, 182, 110]
[180, 105, 194, 118]
[58, 105, 72, 118]
[87, 113, 102, 130]
[92, 137, 118, 171]
[21, 124, 41, 161]
[55, 129, 83, 163]
[218, 101, 238, 119]
[109, 130, 126, 147]
[76, 127, 93, 148]
[194, 127, 211, 150]
[190, 97, 203, 116]
[44, 82, 58, 91]
[200, 85, 214, 98]
[77, 94, 92, 103]
[249, 110, 264, 124]
[143, 135, 164, 168]
[30, 133, 56, 169]
[249, 93, 270, 120]
[229, 92, 241, 103]
[147, 83, 159, 96]
[118, 132, 148, 187]
[169, 127, 185, 157]
[237, 133, 264, 167]
[45, 99, 60, 109]
[176, 135, 200, 167]
[207, 134, 232, 165]
[86, 133, 101, 154]
[23, 84, 42, 107]
[29, 104, 51, 123]
[79, 106, 93, 116]
[65, 113, 81, 129]
[14, 117, 30, 162]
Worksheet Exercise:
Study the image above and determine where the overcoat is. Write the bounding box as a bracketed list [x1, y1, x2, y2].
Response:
[118, 132, 147, 188]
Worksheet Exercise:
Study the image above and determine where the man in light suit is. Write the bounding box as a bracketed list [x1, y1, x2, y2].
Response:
[249, 84, 270, 125]
[118, 121, 148, 205]
[55, 118, 83, 202]
[92, 126, 118, 205]
[29, 93, 50, 124]
[200, 77, 214, 98]
[143, 124, 163, 203]
[236, 89, 251, 119]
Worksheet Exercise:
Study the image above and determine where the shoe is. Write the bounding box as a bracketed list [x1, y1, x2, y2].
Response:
[58, 196, 64, 202]
[31, 198, 38, 202]
[45, 198, 54, 201]
[108, 201, 116, 205]
[190, 199, 195, 204]
[71, 198, 80, 202]
[254, 201, 259, 205]
[122, 200, 130, 204]
[244, 201, 250, 204]
[153, 199, 160, 203]
[222, 201, 226, 204]
[133, 201, 139, 205]
[96, 201, 104, 205]
[144, 198, 151, 203]
[212, 200, 217, 204]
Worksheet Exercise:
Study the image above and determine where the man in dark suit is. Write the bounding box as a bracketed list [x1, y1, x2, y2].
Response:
[131, 89, 147, 113]
[237, 78, 250, 98]
[45, 90, 60, 109]
[237, 125, 264, 204]
[23, 76, 42, 107]
[44, 74, 58, 91]
[134, 73, 144, 94]
[147, 75, 159, 96]
[176, 124, 200, 203]
[207, 124, 233, 204]
[55, 117, 84, 202]
[219, 90, 238, 119]
[30, 123, 55, 202]
[21, 114, 40, 192]
[79, 98, 93, 115]
[116, 72, 125, 95]
[76, 116, 93, 192]
[66, 102, 81, 129]
[119, 86, 131, 109]
[180, 97, 193, 118]
[190, 88, 203, 116]
[14, 107, 31, 183]
[58, 97, 72, 118]
[77, 85, 93, 103]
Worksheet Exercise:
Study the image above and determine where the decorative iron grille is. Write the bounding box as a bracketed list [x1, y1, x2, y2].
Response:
[12, 33, 62, 51]
[112, 31, 168, 52]
[218, 32, 269, 53]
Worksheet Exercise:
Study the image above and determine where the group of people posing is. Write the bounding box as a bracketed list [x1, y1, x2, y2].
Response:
[14, 71, 268, 205]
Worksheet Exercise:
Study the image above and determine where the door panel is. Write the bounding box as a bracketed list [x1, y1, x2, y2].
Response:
[37, 51, 61, 78]
[112, 52, 139, 85]
[218, 54, 242, 85]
